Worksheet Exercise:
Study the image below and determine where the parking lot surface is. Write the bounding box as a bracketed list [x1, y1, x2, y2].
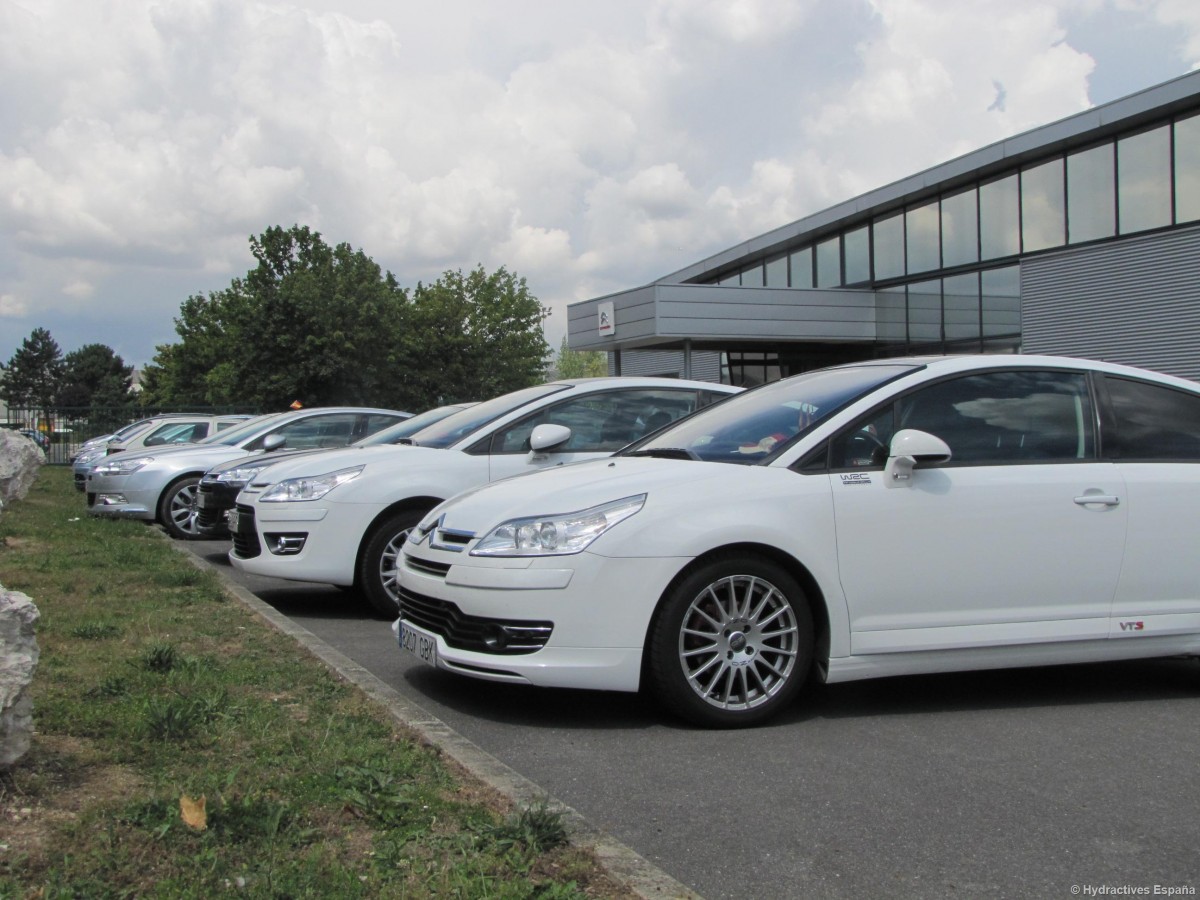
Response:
[194, 541, 1200, 899]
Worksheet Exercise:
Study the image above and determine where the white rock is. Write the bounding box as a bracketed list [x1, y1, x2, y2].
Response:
[0, 587, 40, 769]
[0, 430, 44, 507]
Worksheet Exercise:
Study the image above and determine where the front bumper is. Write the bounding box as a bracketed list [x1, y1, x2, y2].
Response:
[228, 499, 360, 586]
[393, 542, 690, 692]
[85, 472, 158, 521]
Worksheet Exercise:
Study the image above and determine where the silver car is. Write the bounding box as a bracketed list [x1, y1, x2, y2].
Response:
[72, 414, 251, 491]
[86, 407, 410, 539]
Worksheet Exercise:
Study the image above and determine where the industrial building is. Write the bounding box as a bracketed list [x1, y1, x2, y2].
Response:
[567, 70, 1200, 385]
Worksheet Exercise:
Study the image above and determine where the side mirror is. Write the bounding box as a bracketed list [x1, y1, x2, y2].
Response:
[529, 423, 571, 454]
[884, 429, 952, 489]
[262, 433, 286, 452]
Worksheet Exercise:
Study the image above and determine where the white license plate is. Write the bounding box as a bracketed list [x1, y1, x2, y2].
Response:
[398, 620, 438, 667]
[226, 509, 239, 533]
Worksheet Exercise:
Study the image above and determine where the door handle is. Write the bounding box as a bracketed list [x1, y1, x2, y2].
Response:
[1073, 493, 1120, 507]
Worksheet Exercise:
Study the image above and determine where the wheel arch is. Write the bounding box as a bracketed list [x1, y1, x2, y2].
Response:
[639, 541, 832, 688]
[155, 471, 207, 524]
[352, 496, 444, 582]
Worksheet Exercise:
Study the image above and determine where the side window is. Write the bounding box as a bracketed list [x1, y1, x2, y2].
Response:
[1103, 377, 1200, 460]
[892, 370, 1094, 465]
[265, 413, 361, 450]
[829, 407, 895, 469]
[145, 422, 206, 446]
[363, 413, 403, 438]
[489, 390, 700, 454]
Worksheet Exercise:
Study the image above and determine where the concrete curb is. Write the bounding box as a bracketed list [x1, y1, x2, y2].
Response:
[174, 540, 700, 900]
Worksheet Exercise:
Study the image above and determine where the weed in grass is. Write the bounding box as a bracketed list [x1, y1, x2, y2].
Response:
[143, 691, 224, 741]
[70, 622, 122, 640]
[485, 800, 570, 856]
[86, 675, 130, 698]
[138, 642, 177, 673]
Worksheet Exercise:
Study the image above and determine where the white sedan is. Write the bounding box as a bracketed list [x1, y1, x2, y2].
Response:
[228, 377, 740, 615]
[395, 355, 1200, 727]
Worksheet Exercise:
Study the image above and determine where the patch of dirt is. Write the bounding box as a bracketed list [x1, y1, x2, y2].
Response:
[0, 735, 145, 868]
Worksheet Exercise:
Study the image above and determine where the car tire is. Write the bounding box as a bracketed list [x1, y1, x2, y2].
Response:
[358, 509, 426, 618]
[647, 553, 813, 728]
[158, 475, 204, 541]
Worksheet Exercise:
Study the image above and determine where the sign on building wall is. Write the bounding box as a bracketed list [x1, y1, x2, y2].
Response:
[598, 301, 614, 337]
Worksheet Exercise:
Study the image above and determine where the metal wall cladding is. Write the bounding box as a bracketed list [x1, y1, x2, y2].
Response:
[605, 348, 723, 382]
[1021, 224, 1200, 382]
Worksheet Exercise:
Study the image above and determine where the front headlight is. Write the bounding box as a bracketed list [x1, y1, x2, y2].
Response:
[92, 456, 153, 476]
[216, 462, 272, 485]
[471, 494, 646, 557]
[75, 447, 106, 465]
[259, 466, 364, 502]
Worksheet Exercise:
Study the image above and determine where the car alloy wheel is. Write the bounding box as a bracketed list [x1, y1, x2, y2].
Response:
[649, 554, 813, 727]
[158, 476, 204, 541]
[358, 509, 426, 618]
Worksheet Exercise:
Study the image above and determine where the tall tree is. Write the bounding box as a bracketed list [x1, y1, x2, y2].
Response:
[0, 327, 65, 411]
[144, 226, 550, 412]
[404, 267, 549, 404]
[57, 343, 134, 408]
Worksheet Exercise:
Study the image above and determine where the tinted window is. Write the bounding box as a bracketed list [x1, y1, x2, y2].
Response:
[630, 364, 918, 465]
[415, 383, 568, 449]
[490, 389, 701, 454]
[894, 370, 1094, 465]
[1104, 377, 1200, 460]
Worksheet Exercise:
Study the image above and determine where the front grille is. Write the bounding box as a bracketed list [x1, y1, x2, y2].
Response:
[196, 483, 226, 531]
[399, 587, 552, 655]
[404, 555, 451, 578]
[231, 504, 262, 559]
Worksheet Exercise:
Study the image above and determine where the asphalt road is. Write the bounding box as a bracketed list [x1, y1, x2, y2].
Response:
[192, 539, 1200, 900]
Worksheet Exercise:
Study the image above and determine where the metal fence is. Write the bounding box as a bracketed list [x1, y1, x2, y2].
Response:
[1, 406, 258, 465]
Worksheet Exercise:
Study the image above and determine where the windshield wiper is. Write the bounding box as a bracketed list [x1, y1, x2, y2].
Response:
[625, 447, 699, 461]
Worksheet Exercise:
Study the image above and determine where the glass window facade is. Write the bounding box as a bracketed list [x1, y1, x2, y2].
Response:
[1176, 114, 1200, 223]
[980, 174, 1020, 260]
[873, 212, 905, 280]
[816, 237, 841, 287]
[789, 247, 813, 288]
[696, 104, 1197, 361]
[1067, 143, 1115, 244]
[906, 201, 940, 274]
[1119, 125, 1171, 234]
[1021, 159, 1065, 252]
[843, 225, 871, 284]
[941, 189, 979, 268]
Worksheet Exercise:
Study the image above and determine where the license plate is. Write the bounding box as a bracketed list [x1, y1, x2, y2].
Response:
[226, 509, 239, 533]
[398, 620, 438, 667]
[196, 491, 214, 508]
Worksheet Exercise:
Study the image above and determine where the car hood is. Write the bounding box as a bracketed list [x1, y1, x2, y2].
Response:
[430, 456, 737, 532]
[206, 445, 337, 475]
[246, 443, 430, 484]
[101, 443, 240, 465]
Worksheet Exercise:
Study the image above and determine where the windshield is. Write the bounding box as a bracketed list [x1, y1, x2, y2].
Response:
[356, 404, 476, 446]
[205, 413, 283, 445]
[625, 364, 919, 464]
[408, 384, 569, 449]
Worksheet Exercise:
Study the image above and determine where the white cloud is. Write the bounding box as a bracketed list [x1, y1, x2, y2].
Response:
[2, 0, 1200, 365]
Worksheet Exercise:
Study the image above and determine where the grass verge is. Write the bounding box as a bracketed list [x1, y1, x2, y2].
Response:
[0, 467, 632, 898]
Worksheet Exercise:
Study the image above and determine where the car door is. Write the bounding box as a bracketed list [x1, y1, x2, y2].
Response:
[1099, 374, 1200, 638]
[482, 387, 704, 482]
[826, 368, 1128, 655]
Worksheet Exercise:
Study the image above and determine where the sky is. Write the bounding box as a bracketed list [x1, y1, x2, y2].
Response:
[2, 0, 1200, 371]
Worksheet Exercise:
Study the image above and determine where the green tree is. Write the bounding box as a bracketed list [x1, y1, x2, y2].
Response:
[403, 266, 549, 405]
[1, 327, 65, 412]
[144, 227, 549, 412]
[553, 335, 609, 379]
[143, 226, 413, 410]
[57, 343, 134, 409]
